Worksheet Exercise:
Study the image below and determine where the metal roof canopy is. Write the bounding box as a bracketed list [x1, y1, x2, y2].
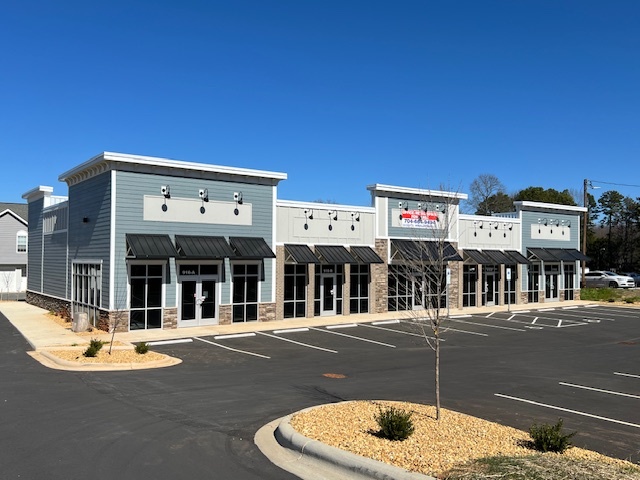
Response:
[483, 250, 514, 265]
[463, 249, 493, 264]
[392, 240, 463, 262]
[229, 237, 276, 259]
[528, 247, 589, 262]
[284, 244, 319, 264]
[314, 245, 357, 264]
[350, 246, 384, 264]
[504, 250, 531, 264]
[126, 234, 178, 259]
[175, 235, 234, 259]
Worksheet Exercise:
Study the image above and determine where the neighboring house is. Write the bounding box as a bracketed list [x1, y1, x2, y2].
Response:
[0, 202, 29, 299]
[22, 152, 587, 332]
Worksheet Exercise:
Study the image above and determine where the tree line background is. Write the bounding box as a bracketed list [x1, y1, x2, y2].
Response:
[466, 174, 640, 274]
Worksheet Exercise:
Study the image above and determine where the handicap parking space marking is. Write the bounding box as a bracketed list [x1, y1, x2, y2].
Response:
[194, 336, 271, 359]
[256, 331, 338, 353]
[559, 381, 640, 400]
[310, 326, 396, 348]
[494, 393, 640, 429]
[615, 372, 640, 379]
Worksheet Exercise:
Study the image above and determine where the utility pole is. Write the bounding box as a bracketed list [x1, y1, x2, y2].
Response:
[581, 179, 588, 288]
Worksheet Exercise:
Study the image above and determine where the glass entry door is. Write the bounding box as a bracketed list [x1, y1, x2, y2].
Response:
[545, 273, 559, 301]
[179, 277, 218, 326]
[484, 272, 498, 306]
[321, 274, 336, 316]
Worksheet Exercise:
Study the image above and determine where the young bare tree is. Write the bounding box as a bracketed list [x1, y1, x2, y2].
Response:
[0, 271, 12, 301]
[468, 174, 506, 215]
[390, 188, 463, 419]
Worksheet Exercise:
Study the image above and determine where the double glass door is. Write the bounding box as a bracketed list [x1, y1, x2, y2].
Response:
[545, 273, 559, 301]
[180, 277, 217, 326]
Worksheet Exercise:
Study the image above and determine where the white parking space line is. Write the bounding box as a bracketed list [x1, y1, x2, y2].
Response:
[495, 393, 640, 429]
[449, 315, 472, 318]
[194, 336, 270, 359]
[148, 338, 193, 346]
[310, 327, 396, 348]
[443, 327, 489, 336]
[257, 331, 338, 353]
[361, 323, 434, 339]
[559, 382, 640, 400]
[273, 327, 309, 334]
[562, 306, 579, 309]
[327, 323, 358, 329]
[615, 372, 640, 379]
[372, 319, 400, 325]
[537, 308, 556, 312]
[214, 332, 256, 340]
[449, 318, 527, 332]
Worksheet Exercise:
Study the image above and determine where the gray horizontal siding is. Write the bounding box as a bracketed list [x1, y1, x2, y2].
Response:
[42, 232, 68, 298]
[114, 171, 275, 309]
[68, 173, 112, 308]
[387, 197, 446, 240]
[0, 215, 28, 264]
[27, 198, 43, 292]
[521, 211, 581, 250]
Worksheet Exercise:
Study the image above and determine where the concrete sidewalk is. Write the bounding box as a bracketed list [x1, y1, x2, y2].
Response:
[0, 299, 594, 350]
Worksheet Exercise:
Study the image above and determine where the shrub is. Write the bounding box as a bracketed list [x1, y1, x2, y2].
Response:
[135, 342, 150, 354]
[89, 338, 104, 351]
[374, 406, 415, 441]
[529, 418, 576, 453]
[83, 345, 99, 357]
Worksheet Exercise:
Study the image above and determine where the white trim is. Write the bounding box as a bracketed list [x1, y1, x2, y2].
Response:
[59, 152, 288, 183]
[514, 200, 587, 213]
[367, 183, 468, 200]
[276, 199, 376, 213]
[272, 185, 277, 302]
[15, 230, 28, 254]
[0, 209, 28, 227]
[109, 170, 116, 310]
[22, 185, 53, 201]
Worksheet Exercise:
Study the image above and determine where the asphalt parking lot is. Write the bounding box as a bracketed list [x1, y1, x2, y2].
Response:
[1, 303, 638, 479]
[151, 304, 640, 463]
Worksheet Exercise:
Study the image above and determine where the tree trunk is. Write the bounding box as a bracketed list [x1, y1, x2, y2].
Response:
[435, 334, 440, 420]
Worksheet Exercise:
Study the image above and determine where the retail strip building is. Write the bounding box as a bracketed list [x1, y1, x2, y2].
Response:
[23, 152, 587, 331]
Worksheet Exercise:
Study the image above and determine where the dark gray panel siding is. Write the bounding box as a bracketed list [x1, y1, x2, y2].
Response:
[42, 232, 68, 298]
[68, 173, 112, 308]
[27, 198, 43, 292]
[114, 171, 275, 309]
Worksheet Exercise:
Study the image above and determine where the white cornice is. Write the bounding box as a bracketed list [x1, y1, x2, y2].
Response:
[366, 183, 468, 200]
[0, 209, 28, 226]
[276, 199, 375, 213]
[514, 201, 586, 213]
[58, 152, 288, 186]
[22, 185, 53, 201]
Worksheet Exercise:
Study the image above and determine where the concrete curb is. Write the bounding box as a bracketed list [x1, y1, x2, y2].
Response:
[30, 349, 182, 371]
[274, 406, 434, 480]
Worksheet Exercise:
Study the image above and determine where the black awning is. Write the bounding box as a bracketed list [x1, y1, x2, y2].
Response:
[314, 245, 356, 264]
[175, 235, 234, 259]
[484, 250, 514, 265]
[464, 249, 492, 264]
[505, 250, 530, 264]
[350, 246, 384, 264]
[126, 234, 178, 259]
[229, 237, 276, 259]
[284, 244, 319, 264]
[527, 247, 558, 262]
[392, 240, 463, 262]
[547, 248, 590, 262]
[528, 247, 589, 262]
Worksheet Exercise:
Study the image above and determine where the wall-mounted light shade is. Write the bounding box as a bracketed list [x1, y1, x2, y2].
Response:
[161, 185, 170, 197]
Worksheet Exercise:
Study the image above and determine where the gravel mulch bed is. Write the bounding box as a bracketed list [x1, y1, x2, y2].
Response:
[46, 348, 165, 364]
[290, 400, 639, 479]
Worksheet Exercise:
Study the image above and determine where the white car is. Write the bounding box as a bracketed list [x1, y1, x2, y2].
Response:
[585, 271, 636, 288]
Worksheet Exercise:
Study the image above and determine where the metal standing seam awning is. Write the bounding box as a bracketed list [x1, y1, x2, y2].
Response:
[527, 247, 590, 262]
[483, 250, 516, 265]
[284, 244, 319, 264]
[391, 239, 463, 262]
[314, 245, 357, 264]
[350, 246, 384, 264]
[126, 234, 178, 259]
[463, 249, 493, 264]
[228, 237, 276, 259]
[175, 235, 235, 259]
[504, 250, 531, 264]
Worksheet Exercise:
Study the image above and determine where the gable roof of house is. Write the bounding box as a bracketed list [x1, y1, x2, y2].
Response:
[0, 203, 28, 224]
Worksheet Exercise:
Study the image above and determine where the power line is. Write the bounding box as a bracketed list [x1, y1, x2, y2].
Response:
[590, 179, 640, 189]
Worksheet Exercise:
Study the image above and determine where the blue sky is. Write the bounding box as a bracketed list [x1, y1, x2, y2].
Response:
[2, 1, 639, 208]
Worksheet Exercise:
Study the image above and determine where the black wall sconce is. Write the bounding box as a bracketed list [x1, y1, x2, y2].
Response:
[233, 191, 243, 215]
[328, 210, 337, 231]
[350, 212, 360, 231]
[304, 208, 313, 230]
